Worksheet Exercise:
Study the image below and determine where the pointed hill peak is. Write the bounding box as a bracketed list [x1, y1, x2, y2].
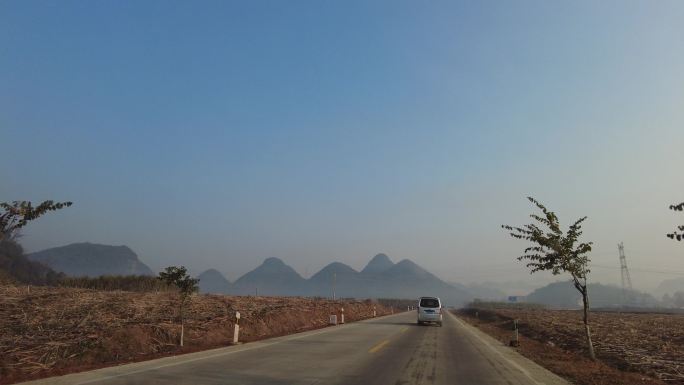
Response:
[252, 257, 300, 274]
[232, 256, 306, 296]
[318, 262, 358, 274]
[235, 257, 304, 283]
[371, 253, 391, 262]
[198, 269, 231, 294]
[262, 257, 286, 265]
[198, 269, 227, 279]
[395, 258, 421, 268]
[383, 259, 436, 280]
[310, 262, 358, 282]
[361, 253, 394, 275]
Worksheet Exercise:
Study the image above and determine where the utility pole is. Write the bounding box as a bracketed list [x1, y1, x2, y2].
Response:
[332, 272, 336, 300]
[618, 242, 633, 306]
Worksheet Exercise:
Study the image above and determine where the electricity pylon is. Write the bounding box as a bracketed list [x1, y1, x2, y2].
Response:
[618, 242, 633, 306]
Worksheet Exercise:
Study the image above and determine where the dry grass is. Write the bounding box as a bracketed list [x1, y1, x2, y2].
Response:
[458, 307, 684, 385]
[0, 284, 389, 384]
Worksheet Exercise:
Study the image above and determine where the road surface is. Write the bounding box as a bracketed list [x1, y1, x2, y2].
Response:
[20, 311, 568, 385]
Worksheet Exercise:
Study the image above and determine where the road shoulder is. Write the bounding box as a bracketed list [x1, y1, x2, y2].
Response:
[447, 311, 570, 385]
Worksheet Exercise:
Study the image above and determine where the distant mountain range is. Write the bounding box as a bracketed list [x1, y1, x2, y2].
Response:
[37, 242, 649, 307]
[14, 242, 684, 308]
[23, 243, 473, 304]
[200, 253, 474, 305]
[654, 277, 684, 299]
[525, 281, 658, 309]
[28, 243, 154, 277]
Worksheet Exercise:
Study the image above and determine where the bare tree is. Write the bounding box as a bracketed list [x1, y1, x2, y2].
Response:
[667, 202, 684, 241]
[157, 266, 199, 347]
[502, 197, 596, 360]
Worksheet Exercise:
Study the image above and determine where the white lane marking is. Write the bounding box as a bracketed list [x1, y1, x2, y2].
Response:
[446, 312, 548, 385]
[70, 313, 405, 385]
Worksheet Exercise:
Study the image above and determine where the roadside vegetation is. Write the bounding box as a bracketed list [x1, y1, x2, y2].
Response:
[59, 275, 173, 292]
[457, 305, 682, 385]
[503, 197, 597, 359]
[465, 300, 546, 310]
[458, 196, 684, 385]
[0, 284, 393, 385]
[157, 266, 199, 346]
[376, 298, 416, 310]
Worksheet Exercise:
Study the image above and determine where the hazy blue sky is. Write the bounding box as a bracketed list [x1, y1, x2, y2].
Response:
[2, 1, 683, 292]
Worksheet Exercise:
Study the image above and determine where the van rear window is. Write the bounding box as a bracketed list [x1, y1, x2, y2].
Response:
[420, 298, 439, 308]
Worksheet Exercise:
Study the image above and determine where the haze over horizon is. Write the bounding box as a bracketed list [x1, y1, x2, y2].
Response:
[2, 1, 683, 292]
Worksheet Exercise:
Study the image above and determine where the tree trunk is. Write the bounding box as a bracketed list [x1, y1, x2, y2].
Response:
[581, 288, 596, 360]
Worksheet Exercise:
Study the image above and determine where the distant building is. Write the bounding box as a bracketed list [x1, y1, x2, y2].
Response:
[508, 295, 526, 303]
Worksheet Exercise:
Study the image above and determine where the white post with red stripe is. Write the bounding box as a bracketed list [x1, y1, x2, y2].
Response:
[233, 311, 241, 344]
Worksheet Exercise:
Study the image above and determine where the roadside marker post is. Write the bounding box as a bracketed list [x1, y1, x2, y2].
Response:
[340, 307, 345, 324]
[373, 306, 376, 317]
[233, 311, 241, 344]
[509, 319, 520, 347]
[514, 319, 519, 345]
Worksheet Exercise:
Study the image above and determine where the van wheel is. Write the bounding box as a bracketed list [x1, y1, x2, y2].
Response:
[417, 321, 422, 325]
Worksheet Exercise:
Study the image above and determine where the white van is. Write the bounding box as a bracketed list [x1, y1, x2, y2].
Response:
[417, 296, 443, 326]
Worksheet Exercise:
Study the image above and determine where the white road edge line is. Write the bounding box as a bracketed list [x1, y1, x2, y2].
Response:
[446, 311, 548, 385]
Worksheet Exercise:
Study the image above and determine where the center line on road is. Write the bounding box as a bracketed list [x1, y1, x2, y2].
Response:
[368, 340, 390, 353]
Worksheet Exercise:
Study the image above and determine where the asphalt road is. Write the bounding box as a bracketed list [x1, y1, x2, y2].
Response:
[20, 311, 569, 385]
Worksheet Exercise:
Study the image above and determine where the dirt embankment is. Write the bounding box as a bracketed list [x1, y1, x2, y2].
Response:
[0, 285, 391, 385]
[457, 307, 684, 385]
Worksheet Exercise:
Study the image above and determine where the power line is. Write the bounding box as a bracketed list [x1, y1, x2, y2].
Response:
[590, 264, 684, 276]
